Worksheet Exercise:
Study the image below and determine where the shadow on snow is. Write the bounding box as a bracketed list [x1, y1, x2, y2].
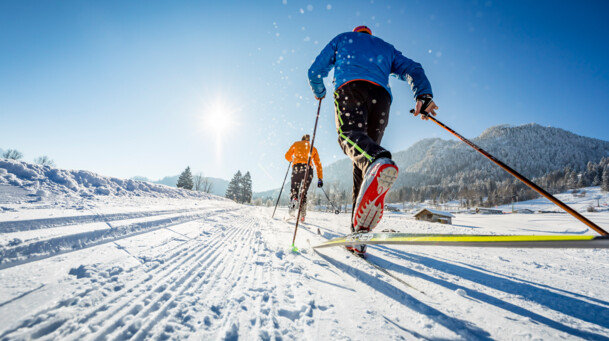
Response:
[372, 245, 609, 340]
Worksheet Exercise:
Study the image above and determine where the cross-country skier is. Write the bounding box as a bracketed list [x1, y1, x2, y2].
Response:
[284, 134, 324, 222]
[308, 25, 438, 256]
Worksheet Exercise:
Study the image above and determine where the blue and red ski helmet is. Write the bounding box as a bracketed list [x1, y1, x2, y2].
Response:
[353, 25, 372, 35]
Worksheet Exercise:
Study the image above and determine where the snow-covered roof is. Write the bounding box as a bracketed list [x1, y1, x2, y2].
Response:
[413, 208, 454, 218]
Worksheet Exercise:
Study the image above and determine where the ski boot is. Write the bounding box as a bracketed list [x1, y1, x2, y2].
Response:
[288, 197, 298, 217]
[345, 224, 368, 257]
[300, 203, 307, 223]
[345, 244, 367, 258]
[353, 158, 398, 232]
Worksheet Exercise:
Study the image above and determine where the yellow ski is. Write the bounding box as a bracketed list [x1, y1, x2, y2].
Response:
[313, 233, 609, 249]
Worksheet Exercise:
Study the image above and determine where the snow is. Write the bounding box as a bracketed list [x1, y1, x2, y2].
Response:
[2, 160, 609, 339]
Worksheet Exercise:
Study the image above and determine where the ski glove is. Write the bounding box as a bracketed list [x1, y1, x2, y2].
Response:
[317, 179, 323, 188]
[314, 88, 326, 100]
[412, 94, 439, 120]
[417, 94, 434, 112]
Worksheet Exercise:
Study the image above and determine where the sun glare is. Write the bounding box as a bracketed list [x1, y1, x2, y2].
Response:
[204, 98, 233, 139]
[202, 97, 237, 155]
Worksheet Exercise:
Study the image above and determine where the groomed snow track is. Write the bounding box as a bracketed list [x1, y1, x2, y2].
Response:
[0, 206, 235, 270]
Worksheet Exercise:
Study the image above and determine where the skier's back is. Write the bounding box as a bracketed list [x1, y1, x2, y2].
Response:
[284, 134, 324, 222]
[308, 25, 438, 255]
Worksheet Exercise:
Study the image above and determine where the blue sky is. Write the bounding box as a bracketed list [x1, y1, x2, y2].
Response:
[1, 0, 609, 191]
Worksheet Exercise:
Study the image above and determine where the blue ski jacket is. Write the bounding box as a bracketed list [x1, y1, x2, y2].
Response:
[308, 32, 433, 101]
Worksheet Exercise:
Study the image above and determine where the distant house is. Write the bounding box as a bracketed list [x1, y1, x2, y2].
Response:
[514, 209, 534, 214]
[414, 208, 454, 224]
[475, 208, 504, 215]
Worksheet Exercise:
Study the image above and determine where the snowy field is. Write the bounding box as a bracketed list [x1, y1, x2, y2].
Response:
[1, 160, 609, 340]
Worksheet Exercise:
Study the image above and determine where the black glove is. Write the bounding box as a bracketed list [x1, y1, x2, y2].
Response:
[317, 179, 323, 188]
[417, 94, 434, 113]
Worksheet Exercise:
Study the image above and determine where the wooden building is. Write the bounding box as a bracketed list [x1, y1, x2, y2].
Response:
[475, 207, 504, 215]
[413, 208, 454, 224]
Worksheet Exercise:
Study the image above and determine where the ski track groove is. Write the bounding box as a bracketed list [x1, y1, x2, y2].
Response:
[1, 232, 213, 341]
[0, 207, 238, 270]
[85, 238, 223, 340]
[163, 212, 275, 340]
[90, 218, 246, 341]
[0, 207, 211, 232]
[187, 218, 255, 340]
[101, 211, 255, 340]
[196, 214, 259, 336]
[0, 209, 246, 340]
[128, 219, 255, 340]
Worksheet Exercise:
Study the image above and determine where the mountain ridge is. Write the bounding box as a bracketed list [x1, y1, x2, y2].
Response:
[257, 123, 609, 200]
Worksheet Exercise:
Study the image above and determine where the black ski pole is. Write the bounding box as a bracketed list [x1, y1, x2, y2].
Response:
[292, 99, 322, 251]
[411, 109, 608, 236]
[272, 161, 292, 219]
[320, 187, 340, 214]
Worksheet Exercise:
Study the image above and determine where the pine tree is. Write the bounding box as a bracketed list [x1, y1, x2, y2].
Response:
[177, 166, 194, 190]
[226, 170, 243, 201]
[593, 174, 602, 186]
[602, 166, 609, 192]
[239, 171, 252, 204]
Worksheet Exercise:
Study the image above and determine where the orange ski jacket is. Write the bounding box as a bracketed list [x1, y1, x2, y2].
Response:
[285, 141, 323, 179]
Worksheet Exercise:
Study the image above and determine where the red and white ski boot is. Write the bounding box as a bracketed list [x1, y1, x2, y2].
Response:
[353, 158, 398, 233]
[345, 244, 367, 257]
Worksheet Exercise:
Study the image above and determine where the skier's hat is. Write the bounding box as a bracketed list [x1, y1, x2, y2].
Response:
[302, 134, 310, 141]
[353, 25, 372, 35]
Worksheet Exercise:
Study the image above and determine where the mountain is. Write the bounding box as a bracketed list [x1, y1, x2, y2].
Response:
[133, 175, 230, 197]
[304, 123, 609, 193]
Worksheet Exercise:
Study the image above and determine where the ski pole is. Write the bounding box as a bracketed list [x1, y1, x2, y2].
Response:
[272, 161, 292, 219]
[292, 99, 322, 251]
[411, 109, 609, 236]
[320, 187, 340, 214]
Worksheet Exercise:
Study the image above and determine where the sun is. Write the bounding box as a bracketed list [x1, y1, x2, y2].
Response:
[204, 98, 233, 139]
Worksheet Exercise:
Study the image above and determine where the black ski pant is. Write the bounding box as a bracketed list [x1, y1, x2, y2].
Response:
[290, 163, 314, 207]
[333, 81, 392, 230]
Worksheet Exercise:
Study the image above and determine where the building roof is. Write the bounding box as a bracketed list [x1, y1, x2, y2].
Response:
[413, 208, 454, 218]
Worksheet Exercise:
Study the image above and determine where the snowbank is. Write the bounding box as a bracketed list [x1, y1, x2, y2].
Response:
[0, 159, 221, 200]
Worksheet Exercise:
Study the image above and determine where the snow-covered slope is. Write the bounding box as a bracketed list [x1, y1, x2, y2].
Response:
[1, 161, 609, 340]
[322, 123, 609, 191]
[0, 159, 221, 201]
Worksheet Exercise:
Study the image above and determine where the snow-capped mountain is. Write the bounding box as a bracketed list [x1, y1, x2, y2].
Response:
[322, 123, 609, 191]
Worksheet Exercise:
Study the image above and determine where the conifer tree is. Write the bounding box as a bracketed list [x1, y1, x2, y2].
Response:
[602, 166, 609, 192]
[177, 166, 194, 190]
[226, 170, 243, 201]
[239, 171, 253, 204]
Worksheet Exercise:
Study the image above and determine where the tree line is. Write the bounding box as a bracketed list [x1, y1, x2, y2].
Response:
[385, 156, 609, 208]
[225, 170, 252, 204]
[253, 156, 609, 211]
[178, 167, 254, 204]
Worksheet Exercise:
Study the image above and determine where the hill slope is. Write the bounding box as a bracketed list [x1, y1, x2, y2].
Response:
[322, 123, 609, 192]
